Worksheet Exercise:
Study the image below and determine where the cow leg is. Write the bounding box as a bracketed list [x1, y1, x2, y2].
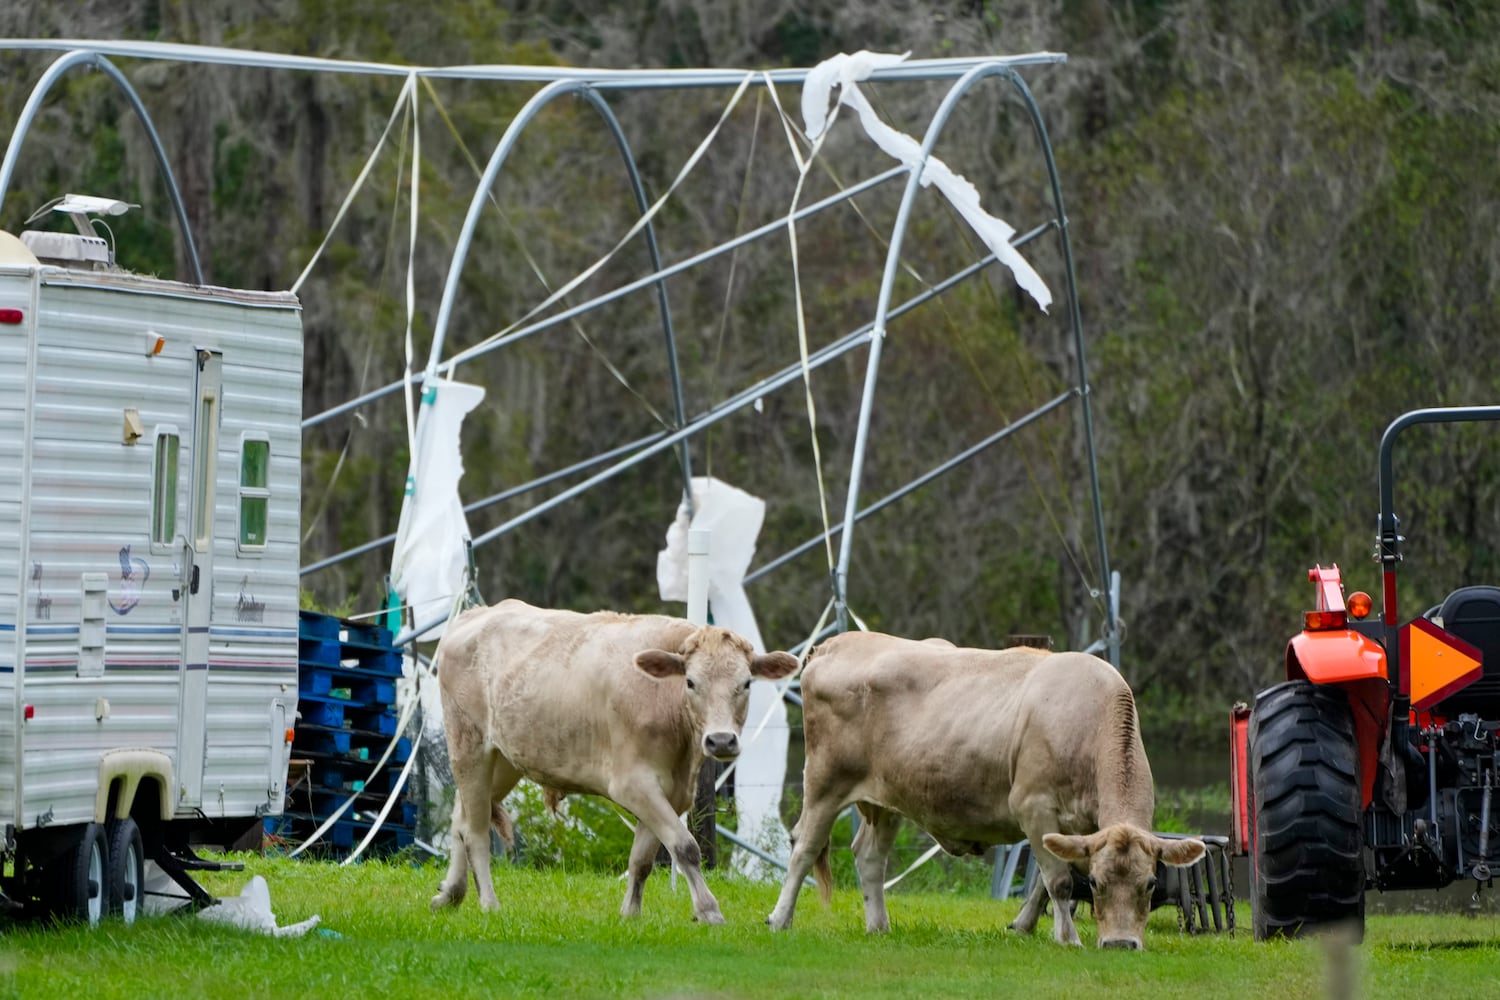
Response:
[620, 823, 663, 918]
[431, 704, 492, 911]
[612, 779, 724, 925]
[463, 755, 523, 912]
[851, 804, 901, 933]
[432, 706, 520, 915]
[1030, 843, 1083, 946]
[766, 797, 844, 931]
[1009, 873, 1049, 935]
[431, 793, 472, 910]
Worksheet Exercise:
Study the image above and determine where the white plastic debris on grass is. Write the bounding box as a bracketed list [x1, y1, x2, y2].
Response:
[141, 864, 322, 937]
[391, 377, 487, 640]
[657, 476, 791, 879]
[801, 50, 1052, 313]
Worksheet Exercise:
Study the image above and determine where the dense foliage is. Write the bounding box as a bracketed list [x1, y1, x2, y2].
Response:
[4, 1, 1500, 751]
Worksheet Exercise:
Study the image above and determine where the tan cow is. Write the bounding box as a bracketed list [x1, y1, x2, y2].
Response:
[766, 631, 1204, 948]
[429, 599, 799, 924]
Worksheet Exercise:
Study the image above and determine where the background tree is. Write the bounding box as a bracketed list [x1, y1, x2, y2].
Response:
[4, 0, 1500, 751]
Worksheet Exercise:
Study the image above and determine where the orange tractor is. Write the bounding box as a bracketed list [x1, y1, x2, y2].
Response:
[1232, 406, 1500, 939]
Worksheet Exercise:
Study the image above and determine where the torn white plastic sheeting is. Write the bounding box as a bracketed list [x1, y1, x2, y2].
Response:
[390, 377, 487, 639]
[140, 866, 321, 937]
[656, 477, 791, 878]
[801, 50, 1052, 313]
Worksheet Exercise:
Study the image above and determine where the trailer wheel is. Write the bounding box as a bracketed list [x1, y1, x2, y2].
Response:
[1249, 680, 1365, 941]
[44, 823, 110, 926]
[106, 818, 145, 924]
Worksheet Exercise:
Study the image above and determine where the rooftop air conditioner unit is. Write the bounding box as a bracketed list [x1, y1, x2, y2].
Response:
[19, 229, 112, 269]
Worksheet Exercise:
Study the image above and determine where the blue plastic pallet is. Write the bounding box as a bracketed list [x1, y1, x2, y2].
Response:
[299, 665, 396, 705]
[269, 812, 418, 854]
[287, 610, 414, 858]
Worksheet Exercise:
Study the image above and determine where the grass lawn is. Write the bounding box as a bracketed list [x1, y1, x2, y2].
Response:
[2, 853, 1497, 999]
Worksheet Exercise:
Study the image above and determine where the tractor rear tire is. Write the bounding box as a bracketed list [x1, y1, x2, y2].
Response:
[1249, 680, 1365, 942]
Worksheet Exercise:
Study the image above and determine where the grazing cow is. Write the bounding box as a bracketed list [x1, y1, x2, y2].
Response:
[429, 599, 799, 924]
[766, 632, 1204, 948]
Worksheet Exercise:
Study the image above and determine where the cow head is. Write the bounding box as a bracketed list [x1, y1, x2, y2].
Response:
[1042, 826, 1206, 950]
[635, 626, 800, 761]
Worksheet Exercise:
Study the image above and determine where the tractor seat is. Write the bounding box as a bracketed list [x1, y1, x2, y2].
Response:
[1429, 585, 1500, 718]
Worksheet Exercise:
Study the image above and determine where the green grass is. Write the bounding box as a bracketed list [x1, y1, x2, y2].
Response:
[2, 853, 1497, 999]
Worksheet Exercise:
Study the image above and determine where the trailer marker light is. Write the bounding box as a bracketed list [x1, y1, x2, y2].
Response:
[143, 331, 165, 355]
[1347, 591, 1373, 619]
[285, 728, 296, 743]
[0, 308, 22, 325]
[1304, 609, 1348, 631]
[23, 704, 34, 720]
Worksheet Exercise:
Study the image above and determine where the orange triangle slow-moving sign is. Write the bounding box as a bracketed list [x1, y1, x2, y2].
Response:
[1400, 616, 1484, 711]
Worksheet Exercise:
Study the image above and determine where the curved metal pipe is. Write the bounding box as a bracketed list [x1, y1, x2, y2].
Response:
[584, 88, 693, 510]
[1376, 406, 1500, 663]
[834, 61, 1016, 629]
[0, 49, 204, 285]
[1006, 70, 1116, 666]
[423, 79, 692, 506]
[831, 60, 1114, 663]
[0, 39, 1064, 88]
[303, 166, 906, 430]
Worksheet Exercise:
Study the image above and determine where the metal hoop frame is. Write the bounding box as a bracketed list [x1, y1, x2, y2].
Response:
[0, 43, 1117, 662]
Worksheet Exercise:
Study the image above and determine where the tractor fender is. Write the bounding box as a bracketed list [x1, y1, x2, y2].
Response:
[1286, 631, 1391, 808]
[1286, 629, 1387, 685]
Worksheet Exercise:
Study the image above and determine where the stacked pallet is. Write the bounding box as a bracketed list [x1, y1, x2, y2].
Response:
[268, 610, 417, 855]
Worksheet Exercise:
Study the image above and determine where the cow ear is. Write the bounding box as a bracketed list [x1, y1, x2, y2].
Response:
[750, 651, 799, 680]
[635, 649, 686, 678]
[1042, 832, 1091, 862]
[1156, 836, 1207, 868]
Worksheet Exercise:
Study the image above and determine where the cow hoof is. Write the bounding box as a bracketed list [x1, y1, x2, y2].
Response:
[697, 910, 726, 926]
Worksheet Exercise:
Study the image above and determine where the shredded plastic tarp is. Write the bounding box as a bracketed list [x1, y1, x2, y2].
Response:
[801, 49, 1052, 312]
[390, 377, 486, 638]
[141, 866, 322, 937]
[657, 476, 790, 877]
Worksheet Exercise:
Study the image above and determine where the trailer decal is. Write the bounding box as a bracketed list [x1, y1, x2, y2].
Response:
[108, 544, 148, 614]
[31, 562, 49, 619]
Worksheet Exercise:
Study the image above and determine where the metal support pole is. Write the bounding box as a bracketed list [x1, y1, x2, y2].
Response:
[0, 49, 204, 284]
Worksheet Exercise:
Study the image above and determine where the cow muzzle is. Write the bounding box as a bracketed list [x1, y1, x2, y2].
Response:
[1098, 936, 1142, 951]
[703, 731, 741, 761]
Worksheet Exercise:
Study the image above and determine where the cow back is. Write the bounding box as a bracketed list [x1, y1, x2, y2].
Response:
[439, 599, 699, 794]
[801, 632, 1153, 844]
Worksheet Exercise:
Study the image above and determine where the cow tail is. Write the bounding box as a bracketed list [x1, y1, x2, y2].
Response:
[813, 839, 834, 907]
[490, 802, 515, 850]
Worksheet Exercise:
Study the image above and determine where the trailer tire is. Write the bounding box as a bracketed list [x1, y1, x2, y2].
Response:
[106, 818, 145, 924]
[44, 823, 110, 926]
[1249, 680, 1365, 941]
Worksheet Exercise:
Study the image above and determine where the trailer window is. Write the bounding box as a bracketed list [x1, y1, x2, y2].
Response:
[239, 435, 270, 551]
[151, 430, 180, 545]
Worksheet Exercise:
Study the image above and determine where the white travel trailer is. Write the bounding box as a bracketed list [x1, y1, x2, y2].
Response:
[0, 223, 302, 923]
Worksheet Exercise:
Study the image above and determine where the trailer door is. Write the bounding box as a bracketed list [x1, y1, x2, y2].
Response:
[177, 349, 221, 809]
